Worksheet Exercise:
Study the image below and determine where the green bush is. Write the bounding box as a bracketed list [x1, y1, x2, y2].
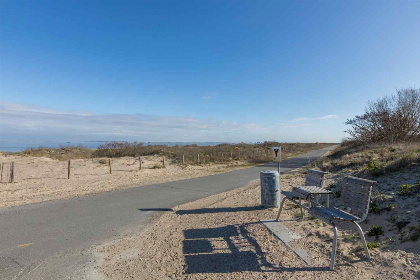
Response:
[367, 225, 384, 238]
[398, 184, 412, 196]
[367, 161, 382, 176]
[386, 203, 395, 211]
[367, 242, 378, 249]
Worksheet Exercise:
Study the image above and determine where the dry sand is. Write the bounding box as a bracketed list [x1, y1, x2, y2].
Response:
[95, 169, 419, 280]
[0, 154, 251, 208]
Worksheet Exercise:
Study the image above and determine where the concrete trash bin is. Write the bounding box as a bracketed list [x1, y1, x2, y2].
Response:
[260, 171, 280, 208]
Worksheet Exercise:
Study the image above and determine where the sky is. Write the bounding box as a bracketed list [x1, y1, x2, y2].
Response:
[1, 0, 419, 143]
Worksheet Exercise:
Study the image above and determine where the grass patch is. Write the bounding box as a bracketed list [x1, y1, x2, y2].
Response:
[367, 242, 378, 250]
[12, 146, 93, 161]
[314, 142, 420, 174]
[294, 213, 304, 219]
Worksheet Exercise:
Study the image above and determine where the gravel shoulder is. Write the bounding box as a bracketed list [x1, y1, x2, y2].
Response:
[95, 169, 419, 279]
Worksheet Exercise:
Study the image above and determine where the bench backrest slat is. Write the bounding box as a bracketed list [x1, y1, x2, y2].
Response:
[341, 176, 375, 218]
[305, 169, 327, 188]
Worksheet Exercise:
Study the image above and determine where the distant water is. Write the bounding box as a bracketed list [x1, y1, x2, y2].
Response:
[0, 141, 236, 152]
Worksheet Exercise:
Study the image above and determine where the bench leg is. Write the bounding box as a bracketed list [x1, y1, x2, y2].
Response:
[330, 224, 338, 270]
[276, 196, 288, 221]
[299, 198, 304, 219]
[352, 221, 370, 259]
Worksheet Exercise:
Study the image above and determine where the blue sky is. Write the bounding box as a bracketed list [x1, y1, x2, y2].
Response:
[1, 0, 419, 142]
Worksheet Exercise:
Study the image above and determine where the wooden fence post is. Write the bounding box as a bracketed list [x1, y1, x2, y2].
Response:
[162, 157, 165, 168]
[1, 163, 3, 182]
[139, 156, 142, 170]
[10, 162, 14, 183]
[109, 159, 112, 174]
[68, 160, 71, 179]
[197, 153, 200, 163]
[182, 154, 185, 164]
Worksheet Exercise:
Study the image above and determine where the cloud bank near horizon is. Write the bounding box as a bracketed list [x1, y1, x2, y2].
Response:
[0, 101, 343, 142]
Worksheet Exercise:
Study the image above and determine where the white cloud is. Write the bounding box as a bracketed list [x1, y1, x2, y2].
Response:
[0, 101, 342, 142]
[290, 114, 337, 122]
[201, 92, 218, 101]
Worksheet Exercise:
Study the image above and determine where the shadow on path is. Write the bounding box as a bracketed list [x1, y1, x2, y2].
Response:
[176, 206, 264, 215]
[138, 206, 265, 215]
[182, 223, 330, 274]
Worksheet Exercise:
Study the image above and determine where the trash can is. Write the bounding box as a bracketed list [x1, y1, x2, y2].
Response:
[260, 171, 280, 208]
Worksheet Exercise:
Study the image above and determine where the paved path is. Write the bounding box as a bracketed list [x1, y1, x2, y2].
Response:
[0, 145, 336, 279]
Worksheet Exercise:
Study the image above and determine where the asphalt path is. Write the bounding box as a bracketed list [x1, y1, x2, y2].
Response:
[0, 145, 337, 279]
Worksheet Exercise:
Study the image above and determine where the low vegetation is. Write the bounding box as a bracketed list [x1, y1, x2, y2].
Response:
[314, 141, 420, 174]
[10, 142, 333, 165]
[14, 146, 93, 161]
[367, 225, 384, 239]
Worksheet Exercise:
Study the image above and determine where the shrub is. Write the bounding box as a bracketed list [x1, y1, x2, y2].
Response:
[386, 203, 395, 211]
[410, 232, 420, 242]
[369, 201, 381, 215]
[398, 184, 413, 196]
[345, 88, 420, 143]
[334, 190, 341, 198]
[367, 242, 378, 250]
[368, 161, 379, 169]
[327, 184, 337, 190]
[367, 161, 383, 176]
[367, 225, 384, 238]
[409, 226, 420, 242]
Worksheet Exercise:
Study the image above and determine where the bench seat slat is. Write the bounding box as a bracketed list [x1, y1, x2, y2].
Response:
[281, 191, 299, 199]
[308, 206, 359, 223]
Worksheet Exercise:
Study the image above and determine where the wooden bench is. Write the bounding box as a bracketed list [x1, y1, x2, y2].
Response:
[277, 175, 376, 270]
[276, 169, 328, 221]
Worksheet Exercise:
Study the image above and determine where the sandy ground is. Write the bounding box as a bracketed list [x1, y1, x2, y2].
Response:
[95, 169, 419, 279]
[0, 154, 251, 208]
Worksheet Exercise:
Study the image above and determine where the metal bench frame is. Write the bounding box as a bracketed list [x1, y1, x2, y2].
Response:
[277, 175, 376, 270]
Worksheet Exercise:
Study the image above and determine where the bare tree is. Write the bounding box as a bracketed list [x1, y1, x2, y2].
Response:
[345, 88, 420, 143]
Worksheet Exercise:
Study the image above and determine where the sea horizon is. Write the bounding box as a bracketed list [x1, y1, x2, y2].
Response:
[0, 140, 242, 152]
